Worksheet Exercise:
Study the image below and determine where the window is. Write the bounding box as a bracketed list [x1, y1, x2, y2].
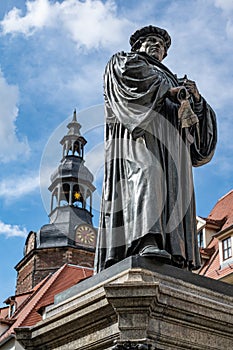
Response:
[197, 230, 204, 248]
[8, 302, 16, 317]
[72, 185, 84, 208]
[222, 237, 232, 260]
[59, 183, 70, 206]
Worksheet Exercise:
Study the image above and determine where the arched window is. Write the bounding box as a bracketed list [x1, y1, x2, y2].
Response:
[73, 140, 81, 157]
[72, 184, 84, 208]
[67, 141, 73, 156]
[59, 183, 70, 206]
[51, 188, 58, 211]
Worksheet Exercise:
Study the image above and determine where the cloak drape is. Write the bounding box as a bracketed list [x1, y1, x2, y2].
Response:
[95, 51, 217, 272]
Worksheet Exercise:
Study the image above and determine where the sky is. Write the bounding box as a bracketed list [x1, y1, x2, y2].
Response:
[0, 0, 233, 306]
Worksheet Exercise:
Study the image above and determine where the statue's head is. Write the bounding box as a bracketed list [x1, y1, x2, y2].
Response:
[130, 25, 171, 61]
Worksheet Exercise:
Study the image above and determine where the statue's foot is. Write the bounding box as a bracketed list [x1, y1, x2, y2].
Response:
[172, 255, 185, 268]
[139, 245, 171, 261]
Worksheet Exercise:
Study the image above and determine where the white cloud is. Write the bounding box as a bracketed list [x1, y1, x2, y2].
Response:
[59, 0, 131, 49]
[0, 174, 39, 200]
[0, 221, 27, 238]
[214, 0, 233, 39]
[214, 0, 233, 12]
[0, 70, 30, 162]
[0, 0, 132, 50]
[0, 0, 52, 35]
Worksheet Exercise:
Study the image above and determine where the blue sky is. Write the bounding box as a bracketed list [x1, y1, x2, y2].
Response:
[0, 0, 233, 305]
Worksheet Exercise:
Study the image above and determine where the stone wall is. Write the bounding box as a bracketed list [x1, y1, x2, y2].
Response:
[15, 247, 94, 294]
[16, 256, 35, 294]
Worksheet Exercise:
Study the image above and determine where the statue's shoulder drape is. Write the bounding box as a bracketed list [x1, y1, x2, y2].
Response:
[94, 51, 217, 273]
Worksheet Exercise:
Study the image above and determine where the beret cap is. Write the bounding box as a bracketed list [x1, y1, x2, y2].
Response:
[130, 25, 171, 56]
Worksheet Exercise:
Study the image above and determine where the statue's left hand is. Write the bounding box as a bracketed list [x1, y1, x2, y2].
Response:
[183, 79, 201, 102]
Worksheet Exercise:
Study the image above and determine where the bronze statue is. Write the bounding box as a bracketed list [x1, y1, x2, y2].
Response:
[95, 25, 217, 272]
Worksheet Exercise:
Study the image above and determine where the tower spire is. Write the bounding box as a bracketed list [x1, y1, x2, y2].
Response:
[60, 110, 87, 159]
[49, 110, 95, 216]
[73, 109, 77, 122]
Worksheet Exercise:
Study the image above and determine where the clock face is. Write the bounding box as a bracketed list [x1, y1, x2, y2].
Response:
[76, 225, 96, 247]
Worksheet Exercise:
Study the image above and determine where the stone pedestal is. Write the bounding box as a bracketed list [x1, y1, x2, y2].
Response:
[16, 257, 233, 350]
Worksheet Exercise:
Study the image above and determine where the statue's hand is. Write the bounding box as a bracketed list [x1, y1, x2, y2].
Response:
[183, 79, 201, 102]
[167, 87, 186, 103]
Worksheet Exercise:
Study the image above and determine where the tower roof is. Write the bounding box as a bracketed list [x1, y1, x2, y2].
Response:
[67, 109, 81, 136]
[60, 110, 87, 148]
[49, 156, 95, 188]
[50, 110, 94, 189]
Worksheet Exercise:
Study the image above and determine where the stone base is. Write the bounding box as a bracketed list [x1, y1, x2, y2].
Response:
[16, 256, 233, 350]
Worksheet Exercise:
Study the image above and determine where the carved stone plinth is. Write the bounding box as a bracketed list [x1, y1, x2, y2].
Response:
[112, 341, 151, 349]
[15, 257, 233, 350]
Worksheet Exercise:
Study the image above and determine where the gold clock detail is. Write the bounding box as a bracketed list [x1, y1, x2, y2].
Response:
[76, 225, 96, 247]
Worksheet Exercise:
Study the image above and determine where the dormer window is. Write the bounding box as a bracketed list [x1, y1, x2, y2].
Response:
[222, 237, 232, 261]
[9, 303, 15, 317]
[6, 299, 16, 318]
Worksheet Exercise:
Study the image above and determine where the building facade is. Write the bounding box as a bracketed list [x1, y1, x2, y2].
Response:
[198, 190, 233, 283]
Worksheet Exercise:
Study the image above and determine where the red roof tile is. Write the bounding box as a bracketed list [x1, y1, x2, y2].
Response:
[0, 264, 93, 342]
[199, 238, 219, 276]
[0, 307, 8, 320]
[208, 189, 233, 231]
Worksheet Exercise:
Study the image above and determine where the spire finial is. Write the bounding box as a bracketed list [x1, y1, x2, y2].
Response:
[73, 109, 77, 122]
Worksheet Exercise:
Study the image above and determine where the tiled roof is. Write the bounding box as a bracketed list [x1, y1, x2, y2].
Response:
[208, 189, 233, 231]
[0, 264, 93, 342]
[0, 307, 8, 320]
[199, 238, 219, 276]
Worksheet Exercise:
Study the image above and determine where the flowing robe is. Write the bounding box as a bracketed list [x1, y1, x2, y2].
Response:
[94, 51, 217, 272]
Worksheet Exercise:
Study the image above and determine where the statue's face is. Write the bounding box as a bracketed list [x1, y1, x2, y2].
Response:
[138, 35, 165, 61]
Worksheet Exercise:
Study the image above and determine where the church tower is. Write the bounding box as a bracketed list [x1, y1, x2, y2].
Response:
[15, 111, 96, 294]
